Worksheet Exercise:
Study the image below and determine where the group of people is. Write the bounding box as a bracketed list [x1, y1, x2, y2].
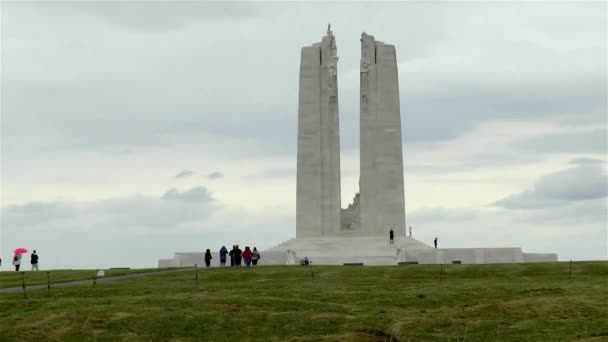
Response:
[2, 250, 39, 272]
[203, 245, 261, 267]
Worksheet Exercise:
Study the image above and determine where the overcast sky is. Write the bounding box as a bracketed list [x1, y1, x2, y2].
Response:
[1, 1, 606, 269]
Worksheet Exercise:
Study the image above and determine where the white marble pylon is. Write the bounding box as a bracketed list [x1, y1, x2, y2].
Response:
[296, 26, 341, 238]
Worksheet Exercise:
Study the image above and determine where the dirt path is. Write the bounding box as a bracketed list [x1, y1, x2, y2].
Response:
[0, 268, 194, 294]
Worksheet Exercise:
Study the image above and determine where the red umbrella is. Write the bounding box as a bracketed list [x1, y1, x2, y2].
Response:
[14, 248, 28, 254]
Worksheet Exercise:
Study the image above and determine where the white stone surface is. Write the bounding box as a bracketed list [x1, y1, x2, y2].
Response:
[296, 26, 341, 237]
[159, 237, 557, 267]
[359, 33, 406, 237]
[157, 30, 558, 268]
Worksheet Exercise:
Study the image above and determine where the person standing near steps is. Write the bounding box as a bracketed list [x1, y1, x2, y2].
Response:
[229, 245, 236, 266]
[204, 249, 212, 268]
[12, 253, 21, 272]
[219, 246, 228, 267]
[251, 247, 261, 266]
[242, 246, 252, 267]
[31, 250, 39, 271]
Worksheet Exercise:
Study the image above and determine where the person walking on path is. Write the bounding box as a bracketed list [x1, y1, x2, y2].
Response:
[409, 226, 412, 238]
[204, 249, 212, 267]
[12, 253, 22, 272]
[389, 229, 394, 244]
[242, 246, 252, 267]
[30, 250, 39, 271]
[434, 237, 438, 249]
[234, 245, 243, 266]
[251, 247, 260, 266]
[229, 245, 236, 266]
[219, 246, 228, 267]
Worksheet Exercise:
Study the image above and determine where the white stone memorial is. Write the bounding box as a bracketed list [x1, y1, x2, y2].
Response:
[158, 28, 558, 267]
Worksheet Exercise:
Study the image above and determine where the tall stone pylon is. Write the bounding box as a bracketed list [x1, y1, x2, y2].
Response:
[359, 32, 406, 236]
[296, 26, 341, 237]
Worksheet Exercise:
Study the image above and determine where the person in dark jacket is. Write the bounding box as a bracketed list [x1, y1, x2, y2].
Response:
[234, 245, 243, 266]
[219, 246, 228, 267]
[389, 229, 394, 244]
[229, 245, 236, 266]
[434, 237, 438, 249]
[204, 249, 212, 267]
[31, 250, 39, 271]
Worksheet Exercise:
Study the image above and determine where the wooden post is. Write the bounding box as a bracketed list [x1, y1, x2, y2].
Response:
[21, 272, 26, 299]
[92, 269, 98, 288]
[47, 271, 51, 296]
[195, 264, 199, 289]
[309, 263, 314, 288]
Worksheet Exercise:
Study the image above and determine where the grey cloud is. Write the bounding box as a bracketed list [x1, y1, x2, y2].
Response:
[2, 1, 605, 159]
[243, 167, 296, 180]
[495, 165, 608, 209]
[407, 207, 479, 223]
[515, 128, 607, 154]
[174, 170, 194, 179]
[207, 171, 223, 180]
[1, 195, 216, 235]
[162, 186, 214, 203]
[569, 157, 606, 165]
[407, 202, 607, 261]
[0, 192, 295, 269]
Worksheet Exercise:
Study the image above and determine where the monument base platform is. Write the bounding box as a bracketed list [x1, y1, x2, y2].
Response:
[158, 236, 557, 267]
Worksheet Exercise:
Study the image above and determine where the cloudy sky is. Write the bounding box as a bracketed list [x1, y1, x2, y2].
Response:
[1, 1, 606, 269]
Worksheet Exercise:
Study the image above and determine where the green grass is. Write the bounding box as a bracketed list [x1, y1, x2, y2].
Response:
[0, 262, 607, 341]
[0, 268, 166, 289]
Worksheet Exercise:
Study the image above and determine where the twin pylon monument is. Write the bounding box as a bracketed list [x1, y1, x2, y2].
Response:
[296, 25, 405, 239]
[158, 28, 557, 267]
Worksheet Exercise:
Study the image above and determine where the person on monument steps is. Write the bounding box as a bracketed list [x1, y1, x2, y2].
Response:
[204, 249, 212, 267]
[389, 229, 394, 244]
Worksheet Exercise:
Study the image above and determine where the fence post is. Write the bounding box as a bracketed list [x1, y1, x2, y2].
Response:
[195, 264, 199, 289]
[309, 263, 314, 288]
[92, 269, 98, 288]
[21, 272, 26, 299]
[47, 271, 51, 296]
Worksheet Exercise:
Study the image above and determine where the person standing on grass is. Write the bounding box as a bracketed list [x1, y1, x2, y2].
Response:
[219, 246, 228, 267]
[229, 245, 236, 266]
[31, 250, 39, 271]
[242, 246, 252, 267]
[234, 245, 243, 266]
[13, 253, 21, 271]
[389, 229, 394, 244]
[434, 237, 438, 249]
[204, 249, 212, 267]
[251, 247, 260, 266]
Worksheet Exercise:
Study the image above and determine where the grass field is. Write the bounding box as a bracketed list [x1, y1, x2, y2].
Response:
[0, 268, 165, 289]
[0, 262, 606, 341]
